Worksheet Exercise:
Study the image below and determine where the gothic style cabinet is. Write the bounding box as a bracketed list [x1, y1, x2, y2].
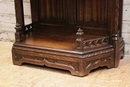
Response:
[12, 0, 124, 76]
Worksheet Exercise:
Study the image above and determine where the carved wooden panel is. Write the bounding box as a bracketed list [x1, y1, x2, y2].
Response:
[35, 0, 109, 24]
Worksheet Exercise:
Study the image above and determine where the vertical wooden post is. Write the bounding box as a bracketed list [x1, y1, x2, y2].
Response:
[112, 34, 120, 67]
[111, 0, 120, 67]
[76, 27, 84, 50]
[14, 0, 25, 31]
[15, 23, 22, 42]
[14, 0, 25, 42]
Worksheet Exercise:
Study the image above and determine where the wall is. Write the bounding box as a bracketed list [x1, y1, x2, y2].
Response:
[0, 0, 130, 57]
[123, 0, 130, 57]
[0, 0, 31, 42]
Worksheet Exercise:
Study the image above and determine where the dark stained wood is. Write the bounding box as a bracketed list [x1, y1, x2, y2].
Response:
[30, 0, 39, 22]
[97, 0, 101, 22]
[12, 0, 125, 76]
[20, 27, 105, 50]
[92, 0, 97, 21]
[14, 0, 24, 33]
[119, 0, 123, 37]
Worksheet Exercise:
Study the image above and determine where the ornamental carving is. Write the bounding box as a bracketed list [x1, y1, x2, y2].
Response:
[15, 23, 22, 42]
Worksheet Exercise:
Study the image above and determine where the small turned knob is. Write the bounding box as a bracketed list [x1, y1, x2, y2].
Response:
[76, 27, 84, 36]
[15, 23, 21, 31]
[112, 34, 119, 41]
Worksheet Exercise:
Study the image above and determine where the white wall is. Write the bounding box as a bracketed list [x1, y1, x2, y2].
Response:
[0, 0, 31, 42]
[123, 0, 130, 57]
[0, 0, 130, 57]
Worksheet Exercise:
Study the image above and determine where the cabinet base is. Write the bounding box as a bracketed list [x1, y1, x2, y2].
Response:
[12, 44, 122, 76]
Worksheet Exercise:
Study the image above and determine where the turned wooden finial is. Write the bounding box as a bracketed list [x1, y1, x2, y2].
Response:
[76, 27, 84, 50]
[76, 27, 84, 41]
[76, 27, 84, 36]
[15, 23, 22, 42]
[112, 34, 119, 41]
[15, 23, 21, 30]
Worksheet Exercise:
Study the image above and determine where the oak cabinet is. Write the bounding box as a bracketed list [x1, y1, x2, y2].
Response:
[12, 0, 124, 76]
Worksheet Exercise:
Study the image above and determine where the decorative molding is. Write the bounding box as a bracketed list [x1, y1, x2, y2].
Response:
[24, 23, 33, 33]
[76, 27, 110, 50]
[13, 46, 114, 58]
[112, 34, 119, 41]
[13, 53, 79, 72]
[83, 36, 109, 49]
[86, 56, 113, 70]
[83, 48, 114, 58]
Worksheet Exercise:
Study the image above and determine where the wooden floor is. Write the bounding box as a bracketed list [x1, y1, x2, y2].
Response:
[0, 41, 130, 87]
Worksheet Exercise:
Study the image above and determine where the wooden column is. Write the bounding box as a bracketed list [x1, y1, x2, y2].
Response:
[14, 0, 25, 42]
[112, 34, 120, 67]
[14, 0, 25, 32]
[76, 28, 84, 50]
[112, 0, 120, 34]
[111, 0, 120, 67]
[107, 0, 113, 38]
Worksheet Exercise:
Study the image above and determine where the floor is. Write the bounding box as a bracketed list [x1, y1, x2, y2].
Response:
[0, 41, 130, 87]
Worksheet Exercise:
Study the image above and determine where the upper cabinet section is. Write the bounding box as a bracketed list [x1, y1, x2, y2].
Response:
[29, 0, 122, 32]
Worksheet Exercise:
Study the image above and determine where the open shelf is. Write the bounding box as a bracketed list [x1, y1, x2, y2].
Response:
[21, 25, 105, 50]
